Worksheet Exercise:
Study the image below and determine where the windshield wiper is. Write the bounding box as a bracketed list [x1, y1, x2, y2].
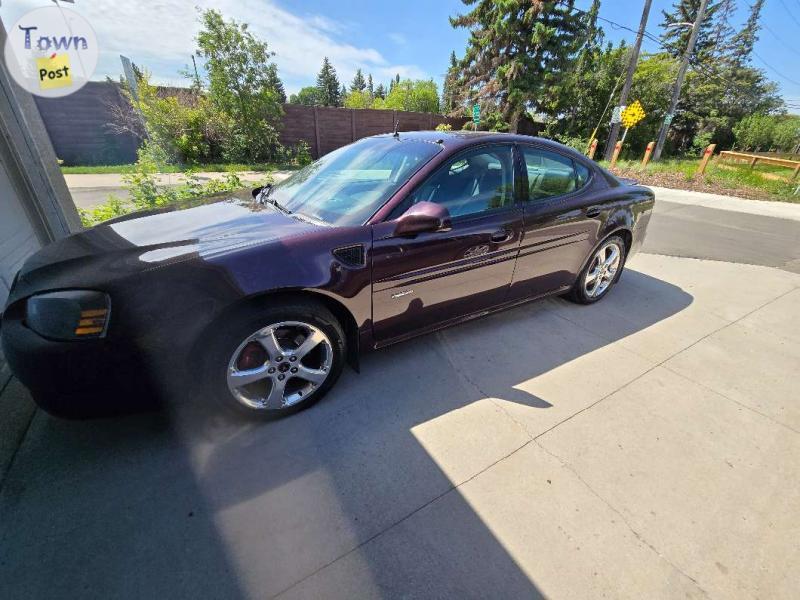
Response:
[257, 184, 291, 214]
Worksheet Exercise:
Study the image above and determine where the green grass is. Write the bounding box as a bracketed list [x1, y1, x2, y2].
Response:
[61, 162, 298, 174]
[602, 157, 799, 202]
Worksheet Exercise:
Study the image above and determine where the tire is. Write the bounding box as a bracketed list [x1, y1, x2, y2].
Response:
[201, 298, 345, 419]
[566, 235, 627, 305]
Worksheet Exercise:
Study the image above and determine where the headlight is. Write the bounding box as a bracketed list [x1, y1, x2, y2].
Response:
[26, 290, 110, 340]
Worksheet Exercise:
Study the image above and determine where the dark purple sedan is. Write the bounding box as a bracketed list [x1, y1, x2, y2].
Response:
[1, 131, 654, 418]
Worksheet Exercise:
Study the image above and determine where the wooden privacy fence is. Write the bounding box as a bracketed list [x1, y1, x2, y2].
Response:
[281, 104, 467, 159]
[718, 150, 800, 180]
[33, 81, 469, 165]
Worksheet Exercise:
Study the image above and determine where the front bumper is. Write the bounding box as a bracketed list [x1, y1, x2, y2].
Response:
[1, 308, 157, 418]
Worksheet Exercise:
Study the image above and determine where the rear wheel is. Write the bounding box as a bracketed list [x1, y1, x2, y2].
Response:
[567, 235, 626, 304]
[203, 299, 345, 418]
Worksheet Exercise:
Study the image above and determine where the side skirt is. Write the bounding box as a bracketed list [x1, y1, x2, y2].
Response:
[372, 284, 573, 351]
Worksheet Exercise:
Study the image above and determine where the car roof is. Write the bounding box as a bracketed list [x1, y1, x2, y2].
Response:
[369, 130, 588, 161]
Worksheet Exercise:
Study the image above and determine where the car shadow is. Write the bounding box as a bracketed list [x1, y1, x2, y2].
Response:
[0, 268, 692, 598]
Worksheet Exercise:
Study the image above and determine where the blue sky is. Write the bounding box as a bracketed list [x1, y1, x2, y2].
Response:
[1, 0, 798, 111]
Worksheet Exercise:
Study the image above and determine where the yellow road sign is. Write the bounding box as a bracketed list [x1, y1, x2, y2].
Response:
[621, 100, 645, 128]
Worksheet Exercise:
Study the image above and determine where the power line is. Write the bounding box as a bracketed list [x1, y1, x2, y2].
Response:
[759, 23, 800, 57]
[777, 0, 800, 28]
[751, 51, 800, 86]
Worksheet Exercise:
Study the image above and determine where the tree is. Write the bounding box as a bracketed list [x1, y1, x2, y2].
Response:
[375, 83, 386, 99]
[350, 68, 366, 92]
[376, 79, 440, 113]
[344, 90, 372, 109]
[340, 84, 347, 106]
[316, 57, 341, 107]
[367, 73, 374, 97]
[550, 0, 606, 137]
[450, 0, 584, 131]
[730, 0, 763, 66]
[442, 51, 460, 115]
[195, 9, 284, 161]
[660, 0, 720, 65]
[289, 86, 320, 106]
[733, 114, 775, 150]
[772, 117, 800, 152]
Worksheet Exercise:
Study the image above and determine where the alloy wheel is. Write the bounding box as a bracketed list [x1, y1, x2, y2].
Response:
[226, 321, 333, 410]
[583, 240, 622, 299]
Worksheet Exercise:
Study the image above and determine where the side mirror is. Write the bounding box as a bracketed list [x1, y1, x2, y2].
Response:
[251, 184, 271, 200]
[394, 201, 452, 237]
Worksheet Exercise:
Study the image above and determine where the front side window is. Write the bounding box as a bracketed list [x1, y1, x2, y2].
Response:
[522, 147, 581, 200]
[270, 137, 442, 226]
[406, 145, 515, 219]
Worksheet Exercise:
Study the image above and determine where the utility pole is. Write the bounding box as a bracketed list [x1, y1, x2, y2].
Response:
[603, 0, 653, 161]
[653, 0, 710, 161]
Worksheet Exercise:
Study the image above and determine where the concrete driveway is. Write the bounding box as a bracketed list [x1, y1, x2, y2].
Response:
[1, 189, 799, 599]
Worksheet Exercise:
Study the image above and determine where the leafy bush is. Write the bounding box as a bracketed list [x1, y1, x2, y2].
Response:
[79, 147, 249, 227]
[293, 141, 312, 166]
[691, 131, 714, 156]
[733, 115, 776, 151]
[434, 123, 453, 132]
[554, 135, 588, 153]
[772, 118, 800, 153]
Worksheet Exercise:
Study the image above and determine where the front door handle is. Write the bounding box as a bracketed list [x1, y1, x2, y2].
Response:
[491, 228, 514, 243]
[585, 206, 602, 218]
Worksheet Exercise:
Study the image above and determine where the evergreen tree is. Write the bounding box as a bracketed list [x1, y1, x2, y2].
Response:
[555, 0, 605, 136]
[708, 0, 735, 59]
[367, 73, 374, 97]
[267, 66, 286, 103]
[450, 0, 584, 131]
[350, 68, 366, 92]
[660, 0, 720, 65]
[375, 83, 386, 99]
[730, 0, 763, 66]
[442, 50, 460, 114]
[315, 57, 341, 106]
[340, 84, 347, 106]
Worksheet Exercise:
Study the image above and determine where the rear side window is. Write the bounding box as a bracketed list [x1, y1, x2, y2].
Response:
[522, 147, 587, 201]
[575, 162, 591, 187]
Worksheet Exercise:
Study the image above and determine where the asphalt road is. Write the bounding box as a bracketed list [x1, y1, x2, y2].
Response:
[646, 198, 800, 274]
[1, 189, 799, 599]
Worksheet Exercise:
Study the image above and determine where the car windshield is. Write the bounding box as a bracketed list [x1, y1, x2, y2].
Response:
[270, 137, 442, 226]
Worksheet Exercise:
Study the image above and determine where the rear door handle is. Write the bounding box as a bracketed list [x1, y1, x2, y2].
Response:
[585, 206, 602, 218]
[491, 228, 514, 243]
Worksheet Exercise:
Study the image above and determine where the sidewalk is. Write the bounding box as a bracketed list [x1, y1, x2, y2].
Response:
[650, 185, 800, 222]
[64, 170, 293, 189]
[65, 171, 295, 209]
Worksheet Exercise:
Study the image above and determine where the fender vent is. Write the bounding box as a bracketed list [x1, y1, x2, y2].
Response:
[333, 244, 365, 267]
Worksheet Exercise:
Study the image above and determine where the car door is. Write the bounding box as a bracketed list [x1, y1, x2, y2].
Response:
[371, 144, 523, 346]
[508, 145, 598, 300]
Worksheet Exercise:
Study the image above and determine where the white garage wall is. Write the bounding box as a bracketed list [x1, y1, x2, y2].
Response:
[0, 163, 42, 306]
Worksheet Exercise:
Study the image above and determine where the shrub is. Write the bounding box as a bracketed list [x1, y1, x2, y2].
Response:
[435, 123, 453, 132]
[293, 140, 312, 166]
[79, 148, 251, 227]
[691, 131, 714, 156]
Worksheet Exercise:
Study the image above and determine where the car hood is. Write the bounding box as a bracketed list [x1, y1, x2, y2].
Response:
[11, 192, 321, 301]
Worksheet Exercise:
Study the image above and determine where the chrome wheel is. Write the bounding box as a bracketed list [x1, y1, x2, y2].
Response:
[226, 321, 333, 410]
[584, 240, 622, 298]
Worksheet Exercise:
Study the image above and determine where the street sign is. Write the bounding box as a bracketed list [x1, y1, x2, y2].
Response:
[611, 105, 624, 124]
[472, 104, 480, 125]
[620, 100, 646, 128]
[663, 112, 674, 126]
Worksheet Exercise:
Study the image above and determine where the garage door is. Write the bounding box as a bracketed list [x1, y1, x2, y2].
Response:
[0, 162, 42, 307]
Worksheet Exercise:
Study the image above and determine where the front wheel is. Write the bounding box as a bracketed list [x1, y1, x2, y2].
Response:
[202, 299, 345, 418]
[567, 235, 626, 304]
